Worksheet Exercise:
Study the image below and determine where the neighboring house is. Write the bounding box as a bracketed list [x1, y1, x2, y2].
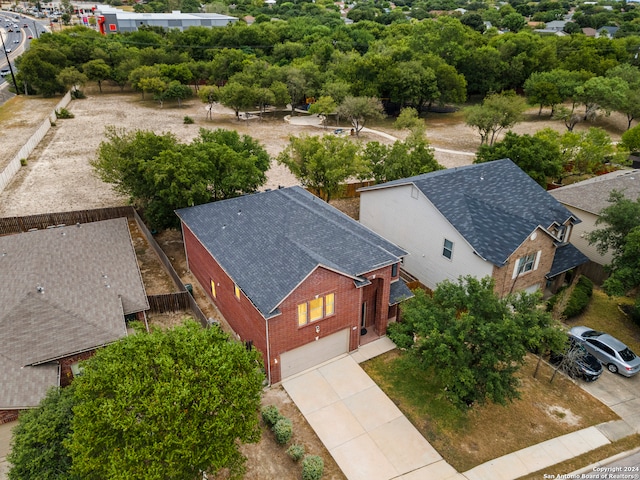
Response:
[95, 6, 237, 34]
[582, 27, 597, 37]
[597, 26, 619, 38]
[549, 169, 640, 266]
[176, 186, 411, 384]
[359, 159, 589, 296]
[0, 218, 149, 424]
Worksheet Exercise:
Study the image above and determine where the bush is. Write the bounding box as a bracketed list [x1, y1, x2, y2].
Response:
[563, 288, 589, 318]
[261, 405, 282, 428]
[71, 89, 86, 99]
[20, 158, 27, 166]
[577, 276, 593, 296]
[631, 297, 640, 326]
[302, 455, 324, 480]
[183, 116, 194, 124]
[286, 443, 305, 462]
[55, 108, 74, 119]
[273, 417, 293, 445]
[387, 320, 415, 349]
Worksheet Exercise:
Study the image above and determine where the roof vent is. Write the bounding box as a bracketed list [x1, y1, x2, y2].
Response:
[237, 209, 242, 215]
[36, 285, 44, 293]
[222, 224, 226, 229]
[76, 223, 81, 227]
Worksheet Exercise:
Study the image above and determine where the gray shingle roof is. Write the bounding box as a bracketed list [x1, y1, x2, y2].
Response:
[547, 243, 590, 278]
[389, 280, 413, 305]
[549, 169, 640, 215]
[176, 186, 407, 318]
[0, 218, 148, 409]
[360, 159, 577, 266]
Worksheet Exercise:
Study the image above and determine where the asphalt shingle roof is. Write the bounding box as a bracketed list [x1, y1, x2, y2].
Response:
[549, 169, 640, 215]
[176, 186, 407, 318]
[0, 218, 148, 409]
[360, 159, 577, 266]
[547, 243, 590, 278]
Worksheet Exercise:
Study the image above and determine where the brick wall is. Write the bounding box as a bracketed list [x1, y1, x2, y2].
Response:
[182, 224, 268, 367]
[59, 350, 96, 387]
[0, 409, 19, 424]
[183, 223, 397, 384]
[492, 229, 557, 296]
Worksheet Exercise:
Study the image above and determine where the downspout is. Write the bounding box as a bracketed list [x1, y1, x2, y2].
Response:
[56, 362, 61, 389]
[265, 317, 272, 385]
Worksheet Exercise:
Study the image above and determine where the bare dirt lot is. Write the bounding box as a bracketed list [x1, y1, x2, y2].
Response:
[0, 90, 630, 479]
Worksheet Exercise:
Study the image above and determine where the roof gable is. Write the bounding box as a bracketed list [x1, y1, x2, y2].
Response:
[177, 186, 407, 317]
[361, 160, 576, 265]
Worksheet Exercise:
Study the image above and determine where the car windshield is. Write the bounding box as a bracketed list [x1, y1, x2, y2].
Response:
[582, 329, 603, 338]
[619, 348, 637, 362]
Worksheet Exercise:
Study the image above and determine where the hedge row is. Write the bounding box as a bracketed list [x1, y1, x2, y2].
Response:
[563, 276, 594, 318]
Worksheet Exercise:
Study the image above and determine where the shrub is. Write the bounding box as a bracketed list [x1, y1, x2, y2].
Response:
[261, 405, 282, 428]
[286, 443, 305, 462]
[563, 286, 589, 318]
[577, 276, 593, 296]
[55, 108, 74, 119]
[71, 89, 86, 99]
[20, 158, 27, 166]
[631, 297, 640, 327]
[302, 455, 324, 480]
[183, 116, 194, 124]
[273, 417, 293, 445]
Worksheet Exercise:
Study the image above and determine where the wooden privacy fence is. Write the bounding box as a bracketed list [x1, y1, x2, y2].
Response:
[0, 206, 134, 236]
[0, 206, 210, 327]
[147, 292, 191, 313]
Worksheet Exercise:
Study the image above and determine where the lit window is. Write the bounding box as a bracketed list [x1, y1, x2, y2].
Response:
[234, 284, 241, 299]
[210, 280, 216, 298]
[297, 293, 335, 326]
[442, 239, 454, 260]
[325, 293, 335, 316]
[309, 297, 323, 321]
[297, 303, 307, 326]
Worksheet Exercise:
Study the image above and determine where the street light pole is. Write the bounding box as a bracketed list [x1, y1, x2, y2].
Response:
[0, 29, 19, 94]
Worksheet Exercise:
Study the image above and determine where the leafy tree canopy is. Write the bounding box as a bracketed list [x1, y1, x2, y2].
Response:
[8, 387, 79, 480]
[66, 321, 265, 480]
[278, 134, 362, 201]
[337, 96, 385, 136]
[464, 91, 527, 146]
[92, 127, 269, 228]
[388, 276, 562, 409]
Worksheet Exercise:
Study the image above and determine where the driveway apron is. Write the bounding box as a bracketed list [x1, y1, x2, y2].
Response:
[282, 354, 462, 480]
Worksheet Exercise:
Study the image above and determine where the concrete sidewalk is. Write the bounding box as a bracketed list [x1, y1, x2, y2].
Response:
[284, 337, 630, 480]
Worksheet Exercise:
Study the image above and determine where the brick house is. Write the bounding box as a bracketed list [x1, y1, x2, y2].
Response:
[176, 186, 412, 384]
[0, 218, 149, 423]
[359, 159, 589, 296]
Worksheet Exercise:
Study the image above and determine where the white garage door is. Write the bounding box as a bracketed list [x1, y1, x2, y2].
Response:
[280, 329, 350, 379]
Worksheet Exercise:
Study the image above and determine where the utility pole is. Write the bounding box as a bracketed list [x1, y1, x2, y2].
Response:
[0, 29, 19, 95]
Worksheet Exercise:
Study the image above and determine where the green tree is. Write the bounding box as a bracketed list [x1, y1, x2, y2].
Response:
[92, 127, 269, 229]
[15, 45, 67, 96]
[575, 76, 629, 121]
[219, 81, 256, 120]
[558, 127, 623, 177]
[620, 123, 640, 153]
[128, 65, 163, 99]
[68, 321, 265, 480]
[278, 134, 362, 201]
[308, 95, 337, 128]
[464, 91, 528, 146]
[8, 387, 79, 480]
[361, 137, 442, 183]
[157, 80, 193, 107]
[198, 85, 220, 120]
[588, 190, 640, 260]
[475, 130, 563, 186]
[388, 276, 560, 409]
[336, 96, 385, 136]
[56, 66, 88, 96]
[82, 59, 111, 93]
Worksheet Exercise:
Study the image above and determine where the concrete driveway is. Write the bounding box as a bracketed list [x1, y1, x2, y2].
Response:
[581, 368, 640, 437]
[283, 354, 463, 480]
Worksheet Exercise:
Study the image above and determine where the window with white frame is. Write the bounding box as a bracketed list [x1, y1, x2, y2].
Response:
[442, 239, 454, 260]
[513, 251, 541, 278]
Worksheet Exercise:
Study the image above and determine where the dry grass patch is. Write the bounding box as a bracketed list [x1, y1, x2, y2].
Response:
[363, 350, 618, 472]
[565, 289, 640, 353]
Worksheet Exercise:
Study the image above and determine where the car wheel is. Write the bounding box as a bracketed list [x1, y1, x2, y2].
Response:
[607, 364, 618, 374]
